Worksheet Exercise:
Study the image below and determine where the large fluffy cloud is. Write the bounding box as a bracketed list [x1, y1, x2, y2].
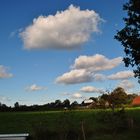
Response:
[80, 86, 104, 93]
[20, 5, 102, 50]
[108, 70, 134, 80]
[0, 65, 13, 79]
[73, 54, 122, 72]
[56, 69, 93, 84]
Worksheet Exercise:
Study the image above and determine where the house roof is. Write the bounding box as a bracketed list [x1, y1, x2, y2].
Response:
[132, 96, 140, 105]
[84, 99, 94, 104]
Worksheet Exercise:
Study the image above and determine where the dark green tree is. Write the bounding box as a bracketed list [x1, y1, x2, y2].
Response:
[89, 97, 98, 102]
[63, 99, 70, 108]
[100, 94, 109, 102]
[71, 101, 79, 108]
[126, 93, 138, 104]
[109, 87, 128, 109]
[115, 0, 140, 83]
[14, 102, 20, 108]
[54, 99, 62, 108]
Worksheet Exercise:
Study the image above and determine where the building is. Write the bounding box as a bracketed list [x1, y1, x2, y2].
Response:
[132, 96, 140, 106]
[82, 99, 96, 109]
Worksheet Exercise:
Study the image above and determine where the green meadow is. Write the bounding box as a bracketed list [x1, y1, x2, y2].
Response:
[0, 108, 140, 140]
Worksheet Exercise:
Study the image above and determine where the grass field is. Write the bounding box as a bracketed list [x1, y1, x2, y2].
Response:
[0, 108, 140, 140]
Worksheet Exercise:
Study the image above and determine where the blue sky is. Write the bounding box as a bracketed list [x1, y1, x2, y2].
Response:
[0, 0, 139, 106]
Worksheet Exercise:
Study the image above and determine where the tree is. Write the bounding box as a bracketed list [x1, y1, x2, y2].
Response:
[115, 0, 140, 83]
[126, 93, 138, 104]
[99, 94, 110, 108]
[109, 87, 128, 109]
[14, 102, 20, 108]
[100, 94, 109, 102]
[71, 101, 79, 108]
[63, 99, 70, 108]
[89, 97, 98, 102]
[54, 100, 62, 108]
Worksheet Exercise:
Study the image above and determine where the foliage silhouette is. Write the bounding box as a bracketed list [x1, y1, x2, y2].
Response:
[115, 0, 140, 83]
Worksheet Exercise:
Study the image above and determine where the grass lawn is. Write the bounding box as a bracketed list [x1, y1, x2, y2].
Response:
[0, 108, 140, 140]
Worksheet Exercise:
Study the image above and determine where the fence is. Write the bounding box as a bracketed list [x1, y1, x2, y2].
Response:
[0, 133, 29, 140]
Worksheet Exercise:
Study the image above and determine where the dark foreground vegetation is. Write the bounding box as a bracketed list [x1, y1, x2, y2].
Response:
[115, 0, 140, 83]
[0, 108, 140, 140]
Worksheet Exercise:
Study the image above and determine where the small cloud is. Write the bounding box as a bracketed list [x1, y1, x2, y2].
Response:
[80, 86, 104, 93]
[118, 80, 135, 90]
[0, 95, 11, 103]
[20, 5, 102, 50]
[108, 70, 134, 80]
[9, 28, 23, 38]
[60, 92, 71, 96]
[26, 84, 47, 92]
[0, 65, 13, 79]
[71, 93, 83, 99]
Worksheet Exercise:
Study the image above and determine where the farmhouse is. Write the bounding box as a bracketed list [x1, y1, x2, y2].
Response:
[81, 99, 96, 109]
[82, 99, 110, 109]
[132, 96, 140, 106]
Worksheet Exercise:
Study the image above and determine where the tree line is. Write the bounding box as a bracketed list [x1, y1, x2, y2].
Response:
[0, 87, 138, 112]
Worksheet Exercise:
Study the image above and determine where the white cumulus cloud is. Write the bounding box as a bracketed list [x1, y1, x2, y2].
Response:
[56, 69, 93, 84]
[118, 80, 135, 90]
[0, 65, 13, 79]
[56, 54, 122, 84]
[71, 93, 83, 99]
[108, 70, 134, 80]
[20, 5, 102, 50]
[93, 73, 106, 81]
[80, 86, 104, 93]
[56, 71, 106, 84]
[73, 54, 122, 72]
[26, 84, 47, 92]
